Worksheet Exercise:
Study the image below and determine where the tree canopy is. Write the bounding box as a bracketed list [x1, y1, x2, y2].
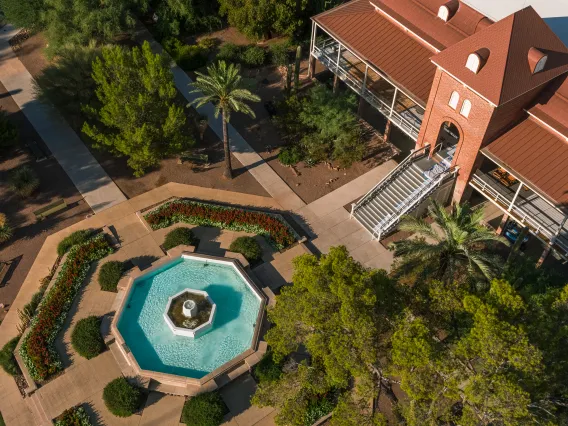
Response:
[0, 0, 44, 29]
[83, 41, 192, 176]
[254, 231, 568, 425]
[218, 0, 308, 40]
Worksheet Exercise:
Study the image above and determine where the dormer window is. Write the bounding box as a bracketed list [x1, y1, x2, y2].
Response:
[460, 100, 472, 118]
[466, 53, 481, 73]
[449, 91, 460, 109]
[438, 0, 459, 22]
[528, 47, 548, 74]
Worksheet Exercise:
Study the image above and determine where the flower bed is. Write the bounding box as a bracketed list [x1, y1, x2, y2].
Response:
[54, 406, 92, 426]
[144, 200, 297, 249]
[20, 235, 113, 381]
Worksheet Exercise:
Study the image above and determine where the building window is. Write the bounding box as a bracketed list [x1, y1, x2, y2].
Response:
[534, 55, 547, 73]
[466, 53, 481, 73]
[460, 99, 472, 118]
[448, 91, 460, 109]
[438, 5, 449, 21]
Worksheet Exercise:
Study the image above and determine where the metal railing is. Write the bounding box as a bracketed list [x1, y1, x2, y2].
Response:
[313, 41, 421, 140]
[469, 174, 555, 241]
[351, 144, 431, 216]
[372, 165, 458, 240]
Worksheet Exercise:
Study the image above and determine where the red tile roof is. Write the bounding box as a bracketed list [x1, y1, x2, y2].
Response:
[313, 0, 436, 104]
[483, 117, 568, 210]
[431, 7, 568, 105]
[529, 76, 568, 139]
[369, 0, 491, 51]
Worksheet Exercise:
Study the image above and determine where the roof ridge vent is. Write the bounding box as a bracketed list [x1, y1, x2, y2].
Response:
[438, 0, 459, 22]
[465, 48, 490, 74]
[528, 47, 548, 74]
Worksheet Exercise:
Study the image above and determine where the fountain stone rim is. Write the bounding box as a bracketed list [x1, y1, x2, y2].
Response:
[163, 289, 216, 338]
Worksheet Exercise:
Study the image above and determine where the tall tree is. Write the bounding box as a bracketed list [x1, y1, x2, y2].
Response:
[391, 279, 568, 425]
[218, 0, 308, 40]
[34, 42, 101, 128]
[42, 0, 148, 55]
[83, 41, 192, 176]
[153, 0, 222, 37]
[254, 246, 402, 425]
[189, 60, 259, 179]
[390, 201, 507, 286]
[0, 0, 44, 29]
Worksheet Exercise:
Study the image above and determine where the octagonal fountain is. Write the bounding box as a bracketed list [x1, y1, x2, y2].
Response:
[114, 253, 264, 381]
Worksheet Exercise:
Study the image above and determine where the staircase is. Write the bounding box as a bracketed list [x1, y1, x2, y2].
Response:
[352, 146, 457, 240]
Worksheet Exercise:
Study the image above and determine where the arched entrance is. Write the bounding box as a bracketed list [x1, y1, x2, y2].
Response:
[432, 120, 461, 166]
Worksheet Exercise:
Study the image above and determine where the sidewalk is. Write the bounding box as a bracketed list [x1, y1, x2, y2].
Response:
[0, 25, 126, 213]
[133, 26, 306, 213]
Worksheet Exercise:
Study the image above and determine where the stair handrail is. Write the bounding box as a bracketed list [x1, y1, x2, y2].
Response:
[373, 166, 459, 240]
[352, 144, 431, 216]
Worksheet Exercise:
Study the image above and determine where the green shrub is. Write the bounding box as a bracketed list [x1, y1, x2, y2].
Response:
[163, 227, 197, 251]
[0, 411, 5, 426]
[54, 405, 92, 426]
[270, 42, 292, 67]
[254, 351, 282, 383]
[278, 145, 305, 166]
[0, 337, 20, 376]
[57, 229, 93, 256]
[217, 43, 242, 62]
[71, 316, 104, 359]
[0, 108, 17, 149]
[103, 377, 140, 417]
[240, 45, 266, 67]
[98, 261, 124, 292]
[164, 38, 210, 71]
[0, 213, 12, 244]
[198, 38, 216, 50]
[9, 166, 39, 197]
[229, 236, 262, 262]
[181, 391, 226, 426]
[304, 397, 335, 426]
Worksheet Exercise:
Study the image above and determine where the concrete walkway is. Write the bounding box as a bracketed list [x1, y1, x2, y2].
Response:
[0, 25, 126, 213]
[134, 26, 306, 213]
[297, 160, 397, 270]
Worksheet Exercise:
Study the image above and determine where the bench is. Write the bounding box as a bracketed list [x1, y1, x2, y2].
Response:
[178, 152, 210, 167]
[34, 198, 67, 220]
[25, 140, 50, 162]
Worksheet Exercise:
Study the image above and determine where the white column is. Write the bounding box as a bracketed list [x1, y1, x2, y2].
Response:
[389, 87, 398, 117]
[507, 182, 523, 212]
[336, 43, 342, 70]
[308, 21, 317, 78]
[361, 65, 368, 94]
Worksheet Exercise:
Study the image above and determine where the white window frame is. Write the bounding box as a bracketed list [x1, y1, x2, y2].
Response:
[466, 53, 481, 73]
[534, 55, 547, 73]
[438, 6, 449, 21]
[448, 91, 460, 109]
[460, 99, 472, 118]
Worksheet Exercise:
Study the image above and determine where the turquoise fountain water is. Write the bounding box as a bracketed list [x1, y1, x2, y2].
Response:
[117, 257, 262, 378]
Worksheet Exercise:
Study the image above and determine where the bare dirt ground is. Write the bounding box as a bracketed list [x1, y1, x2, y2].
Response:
[15, 32, 269, 200]
[0, 81, 91, 317]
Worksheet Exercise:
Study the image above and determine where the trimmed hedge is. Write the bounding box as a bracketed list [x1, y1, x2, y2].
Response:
[181, 391, 227, 426]
[0, 337, 20, 376]
[54, 406, 92, 426]
[71, 316, 104, 359]
[163, 227, 197, 251]
[103, 377, 140, 417]
[98, 261, 124, 292]
[145, 200, 295, 250]
[57, 229, 93, 256]
[20, 235, 113, 381]
[229, 236, 262, 262]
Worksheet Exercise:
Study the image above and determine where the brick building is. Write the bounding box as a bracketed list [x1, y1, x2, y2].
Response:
[308, 0, 568, 263]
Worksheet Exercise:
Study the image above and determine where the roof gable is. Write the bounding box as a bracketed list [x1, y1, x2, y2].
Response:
[431, 6, 568, 105]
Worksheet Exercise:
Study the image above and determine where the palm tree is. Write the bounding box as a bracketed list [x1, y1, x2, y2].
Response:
[390, 201, 507, 285]
[188, 61, 260, 179]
